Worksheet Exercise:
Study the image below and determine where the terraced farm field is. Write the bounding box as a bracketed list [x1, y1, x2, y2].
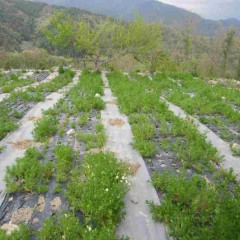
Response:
[0, 70, 240, 239]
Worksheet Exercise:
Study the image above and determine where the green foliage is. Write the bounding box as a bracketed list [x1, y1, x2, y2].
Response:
[38, 213, 83, 240]
[134, 140, 157, 158]
[45, 12, 75, 48]
[222, 29, 235, 76]
[69, 70, 105, 112]
[38, 213, 117, 240]
[33, 114, 58, 142]
[54, 144, 77, 183]
[132, 122, 155, 140]
[150, 171, 240, 240]
[4, 148, 53, 193]
[78, 113, 89, 125]
[0, 145, 6, 153]
[66, 152, 129, 230]
[58, 65, 65, 74]
[45, 13, 162, 71]
[159, 72, 240, 150]
[108, 72, 221, 172]
[77, 124, 106, 150]
[0, 115, 17, 140]
[1, 76, 34, 93]
[236, 57, 240, 80]
[0, 225, 32, 240]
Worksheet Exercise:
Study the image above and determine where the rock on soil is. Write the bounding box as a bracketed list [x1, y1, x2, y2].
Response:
[66, 129, 75, 136]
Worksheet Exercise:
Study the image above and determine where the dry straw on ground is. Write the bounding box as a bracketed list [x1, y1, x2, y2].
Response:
[108, 118, 125, 127]
[126, 162, 141, 176]
[28, 116, 42, 121]
[10, 140, 34, 149]
[105, 100, 117, 105]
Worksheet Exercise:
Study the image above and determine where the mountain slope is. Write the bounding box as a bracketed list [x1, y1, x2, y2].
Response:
[0, 0, 104, 51]
[29, 0, 240, 36]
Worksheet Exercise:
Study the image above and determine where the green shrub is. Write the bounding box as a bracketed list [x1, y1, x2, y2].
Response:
[0, 118, 17, 140]
[38, 214, 116, 240]
[4, 148, 53, 193]
[132, 122, 155, 140]
[150, 171, 240, 240]
[67, 152, 129, 228]
[134, 140, 157, 157]
[0, 225, 32, 240]
[54, 144, 77, 183]
[33, 114, 58, 142]
[58, 65, 65, 74]
[38, 213, 82, 240]
[77, 124, 106, 150]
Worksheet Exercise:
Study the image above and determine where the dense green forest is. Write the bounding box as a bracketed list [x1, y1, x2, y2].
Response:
[0, 0, 240, 79]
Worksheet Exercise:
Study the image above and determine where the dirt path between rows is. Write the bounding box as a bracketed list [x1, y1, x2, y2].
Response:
[101, 72, 168, 240]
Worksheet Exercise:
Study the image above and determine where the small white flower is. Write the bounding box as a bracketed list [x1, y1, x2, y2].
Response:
[87, 225, 92, 231]
[116, 175, 119, 179]
[105, 188, 109, 192]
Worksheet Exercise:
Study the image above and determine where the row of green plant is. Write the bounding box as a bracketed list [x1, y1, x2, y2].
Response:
[1, 70, 129, 239]
[0, 103, 20, 140]
[0, 70, 74, 141]
[108, 72, 221, 173]
[150, 169, 240, 239]
[38, 152, 129, 240]
[1, 74, 34, 93]
[9, 69, 74, 102]
[0, 73, 17, 87]
[4, 71, 80, 194]
[4, 148, 53, 193]
[108, 71, 240, 239]
[154, 72, 240, 145]
[68, 70, 105, 112]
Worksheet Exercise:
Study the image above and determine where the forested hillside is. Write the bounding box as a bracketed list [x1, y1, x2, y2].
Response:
[30, 0, 240, 36]
[0, 0, 104, 51]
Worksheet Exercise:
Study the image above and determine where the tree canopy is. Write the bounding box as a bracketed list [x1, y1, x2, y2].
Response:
[44, 12, 162, 71]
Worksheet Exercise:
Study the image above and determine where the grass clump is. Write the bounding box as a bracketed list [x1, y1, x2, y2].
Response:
[54, 144, 77, 183]
[4, 148, 53, 193]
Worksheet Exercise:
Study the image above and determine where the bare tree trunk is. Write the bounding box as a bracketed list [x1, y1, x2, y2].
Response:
[93, 55, 101, 72]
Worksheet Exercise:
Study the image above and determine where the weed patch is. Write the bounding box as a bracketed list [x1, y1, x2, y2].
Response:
[4, 148, 53, 193]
